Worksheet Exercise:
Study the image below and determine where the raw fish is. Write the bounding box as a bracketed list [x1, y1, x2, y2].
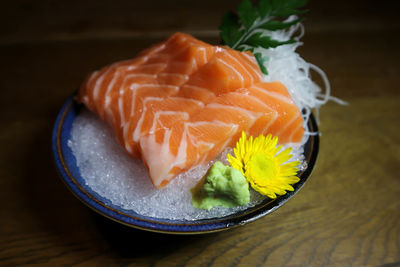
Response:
[78, 33, 304, 188]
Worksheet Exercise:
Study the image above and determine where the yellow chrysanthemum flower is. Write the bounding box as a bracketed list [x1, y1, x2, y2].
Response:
[227, 131, 301, 199]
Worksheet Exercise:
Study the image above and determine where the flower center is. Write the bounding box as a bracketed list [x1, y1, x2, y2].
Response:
[246, 152, 278, 182]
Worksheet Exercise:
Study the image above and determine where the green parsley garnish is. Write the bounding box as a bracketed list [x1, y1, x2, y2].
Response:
[219, 0, 308, 74]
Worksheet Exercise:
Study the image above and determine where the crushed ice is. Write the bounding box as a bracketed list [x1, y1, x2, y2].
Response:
[68, 110, 306, 220]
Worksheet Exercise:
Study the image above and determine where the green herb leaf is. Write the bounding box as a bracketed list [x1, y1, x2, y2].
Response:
[219, 12, 243, 47]
[254, 52, 269, 74]
[246, 32, 296, 49]
[258, 0, 272, 17]
[219, 0, 307, 74]
[238, 0, 259, 29]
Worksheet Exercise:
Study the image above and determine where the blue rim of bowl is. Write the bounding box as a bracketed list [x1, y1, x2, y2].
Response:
[52, 96, 319, 234]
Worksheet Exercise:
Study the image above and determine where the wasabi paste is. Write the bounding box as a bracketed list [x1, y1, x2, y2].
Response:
[191, 161, 250, 210]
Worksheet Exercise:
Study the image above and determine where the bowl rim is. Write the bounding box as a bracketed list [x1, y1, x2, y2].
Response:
[52, 96, 319, 234]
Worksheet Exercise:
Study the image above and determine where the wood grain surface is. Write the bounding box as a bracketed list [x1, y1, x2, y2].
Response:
[1, 1, 399, 266]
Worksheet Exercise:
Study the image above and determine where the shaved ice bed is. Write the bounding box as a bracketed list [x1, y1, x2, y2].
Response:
[67, 23, 335, 220]
[68, 109, 307, 220]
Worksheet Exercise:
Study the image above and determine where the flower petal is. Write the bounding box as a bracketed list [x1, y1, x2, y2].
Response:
[227, 131, 301, 199]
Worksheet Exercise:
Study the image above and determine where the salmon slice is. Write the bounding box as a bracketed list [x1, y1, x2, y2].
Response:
[184, 48, 263, 95]
[78, 32, 304, 188]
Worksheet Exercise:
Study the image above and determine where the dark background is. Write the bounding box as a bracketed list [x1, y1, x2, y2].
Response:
[2, 0, 400, 44]
[1, 1, 399, 266]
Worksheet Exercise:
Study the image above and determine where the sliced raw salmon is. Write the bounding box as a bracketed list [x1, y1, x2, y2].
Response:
[78, 32, 304, 188]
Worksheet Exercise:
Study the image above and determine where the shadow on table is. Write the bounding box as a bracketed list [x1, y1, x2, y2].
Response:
[20, 106, 219, 260]
[91, 211, 215, 259]
[20, 104, 93, 232]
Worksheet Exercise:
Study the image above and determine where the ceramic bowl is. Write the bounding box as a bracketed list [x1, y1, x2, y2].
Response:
[52, 97, 319, 234]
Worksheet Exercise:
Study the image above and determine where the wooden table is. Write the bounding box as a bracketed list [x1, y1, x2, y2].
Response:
[1, 1, 399, 266]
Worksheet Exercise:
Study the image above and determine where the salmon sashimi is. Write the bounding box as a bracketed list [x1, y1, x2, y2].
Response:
[78, 32, 304, 188]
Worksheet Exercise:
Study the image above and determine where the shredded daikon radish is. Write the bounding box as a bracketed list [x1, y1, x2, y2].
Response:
[254, 16, 347, 138]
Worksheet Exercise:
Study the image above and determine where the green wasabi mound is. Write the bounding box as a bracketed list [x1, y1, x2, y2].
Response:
[191, 161, 250, 210]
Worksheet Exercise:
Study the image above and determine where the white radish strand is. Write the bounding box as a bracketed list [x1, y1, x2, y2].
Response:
[254, 16, 347, 138]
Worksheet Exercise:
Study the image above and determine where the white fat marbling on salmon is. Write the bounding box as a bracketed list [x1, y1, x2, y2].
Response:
[133, 96, 162, 141]
[133, 63, 167, 73]
[182, 85, 216, 98]
[92, 73, 105, 101]
[118, 96, 125, 127]
[216, 57, 245, 83]
[78, 32, 304, 188]
[158, 73, 189, 81]
[276, 112, 302, 137]
[252, 85, 293, 104]
[225, 51, 255, 83]
[140, 129, 175, 186]
[198, 46, 208, 65]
